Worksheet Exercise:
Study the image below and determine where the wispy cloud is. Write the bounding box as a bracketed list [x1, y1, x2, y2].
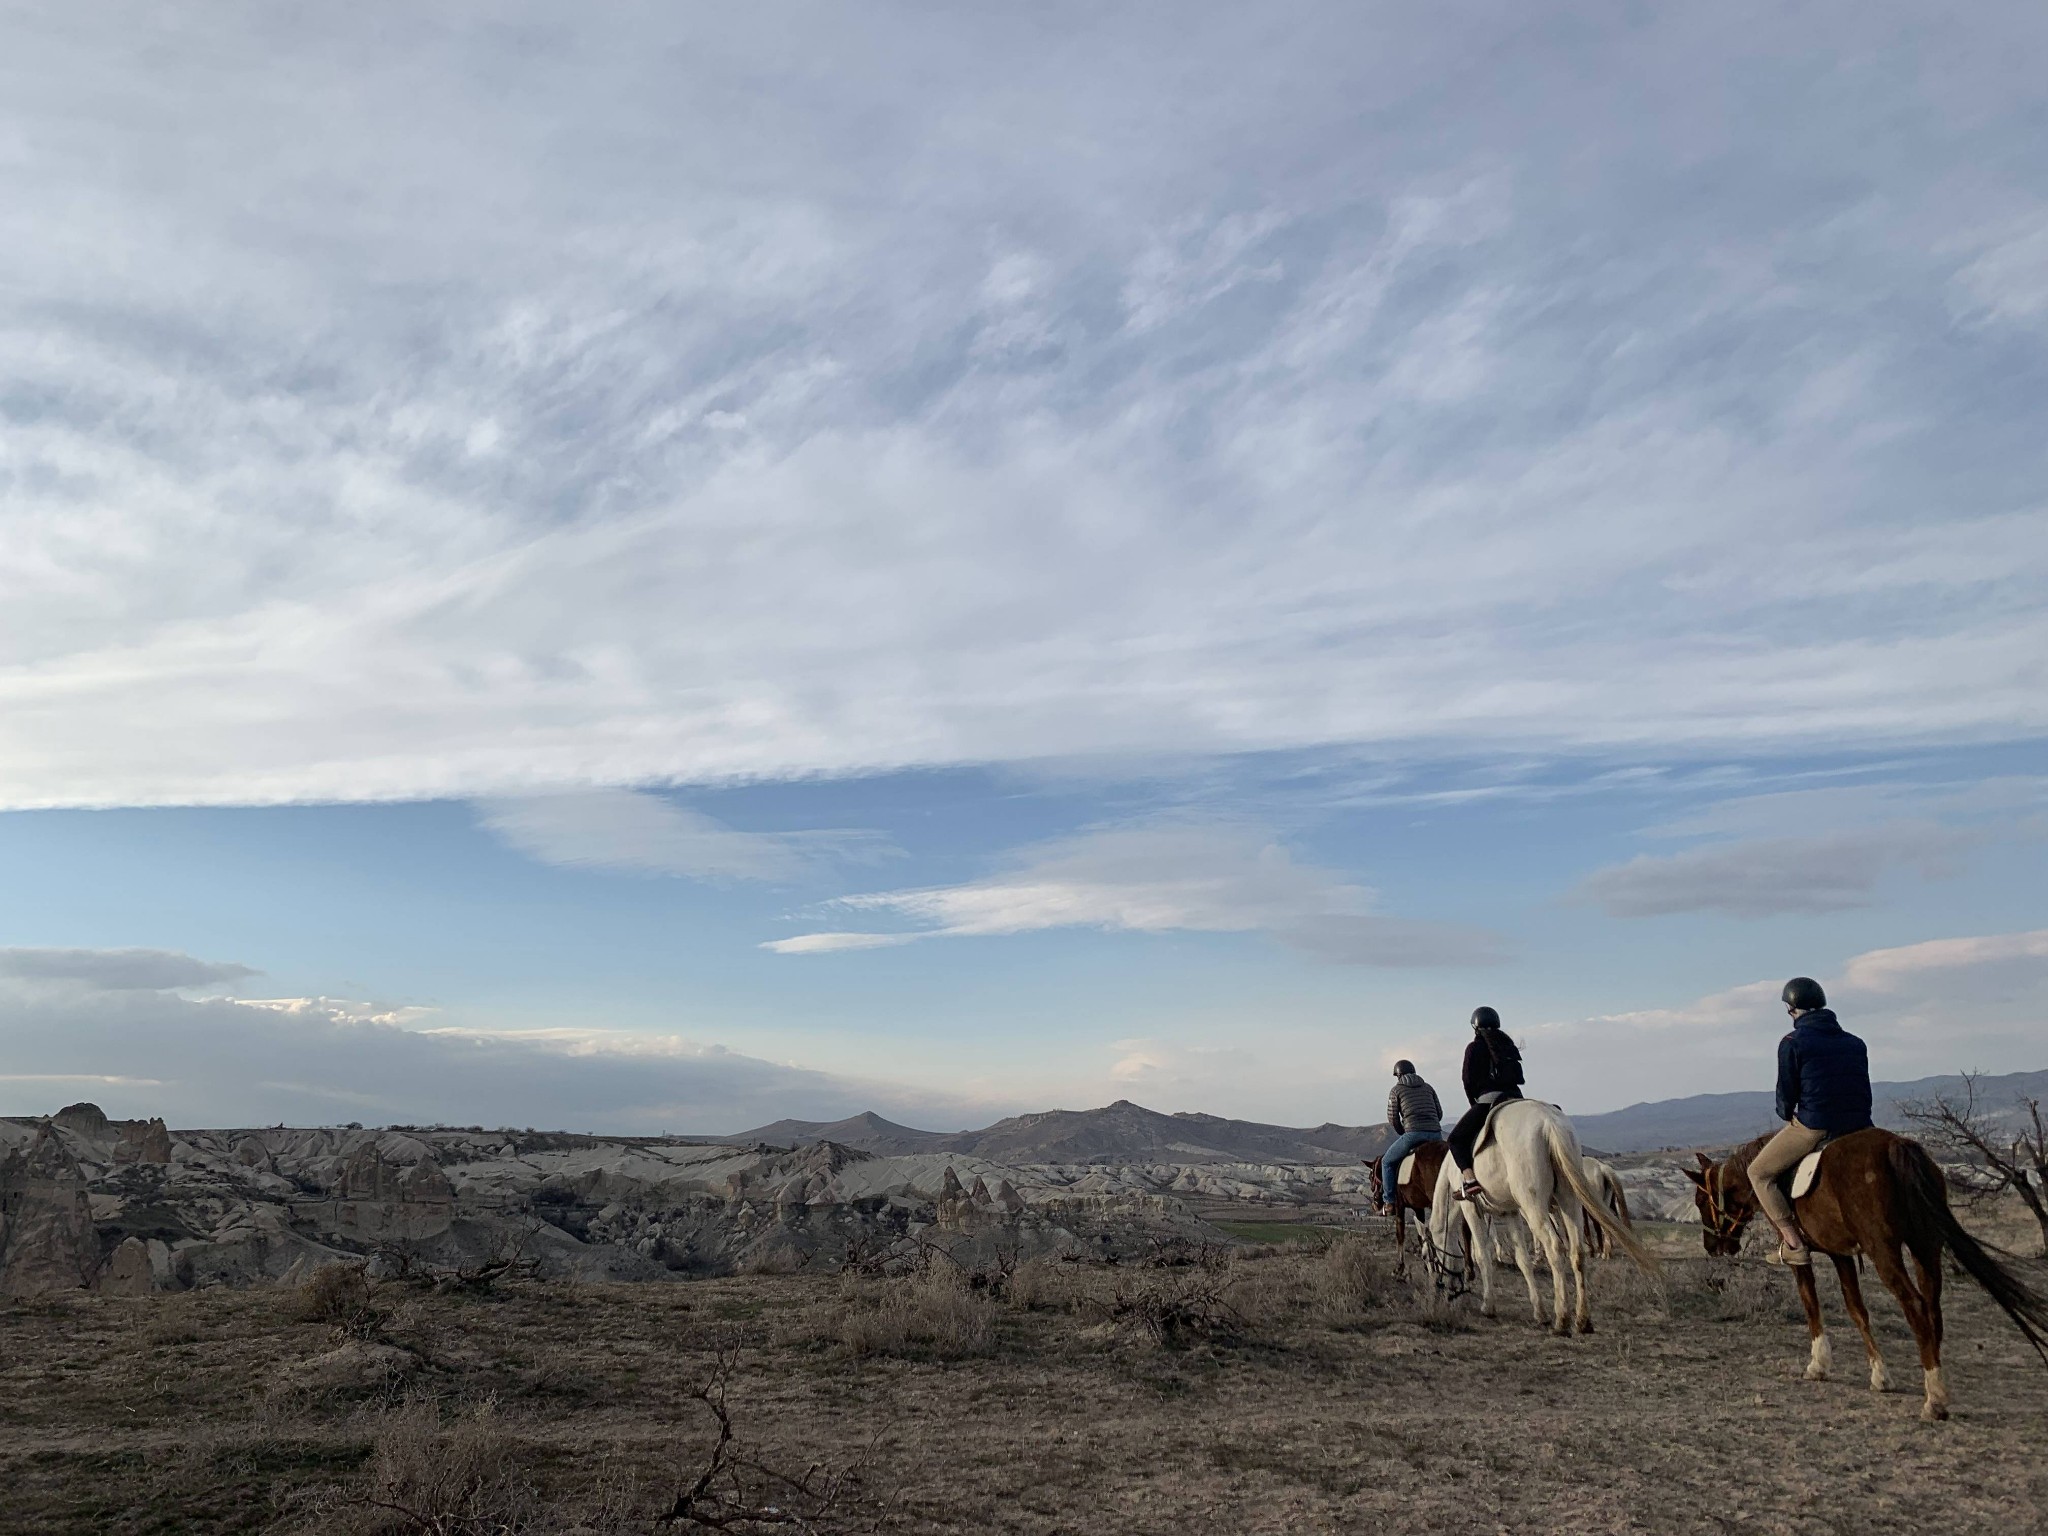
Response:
[1574, 822, 1981, 918]
[0, 948, 258, 991]
[768, 821, 1501, 965]
[475, 788, 889, 882]
[2, 9, 2046, 807]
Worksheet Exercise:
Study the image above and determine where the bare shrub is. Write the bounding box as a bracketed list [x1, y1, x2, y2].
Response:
[1006, 1256, 1066, 1312]
[666, 1344, 871, 1531]
[839, 1271, 995, 1359]
[296, 1262, 381, 1336]
[1313, 1236, 1396, 1323]
[342, 1399, 539, 1535]
[1096, 1270, 1247, 1349]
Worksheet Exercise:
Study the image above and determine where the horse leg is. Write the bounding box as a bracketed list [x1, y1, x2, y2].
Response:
[1792, 1262, 1829, 1380]
[1563, 1204, 1592, 1335]
[1830, 1255, 1891, 1393]
[1501, 1218, 1541, 1325]
[1910, 1244, 1947, 1419]
[1533, 1210, 1571, 1335]
[1466, 1206, 1497, 1318]
[1869, 1241, 1946, 1421]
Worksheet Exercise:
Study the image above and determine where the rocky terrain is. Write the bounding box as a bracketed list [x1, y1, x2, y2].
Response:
[0, 1103, 1324, 1298]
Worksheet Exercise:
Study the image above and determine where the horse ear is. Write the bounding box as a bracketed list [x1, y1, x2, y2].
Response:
[1694, 1151, 1715, 1170]
[1682, 1167, 1706, 1187]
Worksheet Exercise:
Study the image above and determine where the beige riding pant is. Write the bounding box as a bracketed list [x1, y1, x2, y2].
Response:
[1748, 1119, 1825, 1228]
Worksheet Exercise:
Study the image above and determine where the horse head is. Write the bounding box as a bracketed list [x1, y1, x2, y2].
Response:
[1682, 1149, 1751, 1256]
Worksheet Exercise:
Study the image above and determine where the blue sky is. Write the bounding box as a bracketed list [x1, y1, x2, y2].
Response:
[2, 4, 2045, 1131]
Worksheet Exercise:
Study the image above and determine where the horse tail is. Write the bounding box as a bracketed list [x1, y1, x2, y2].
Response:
[1547, 1120, 1660, 1277]
[1889, 1136, 2048, 1366]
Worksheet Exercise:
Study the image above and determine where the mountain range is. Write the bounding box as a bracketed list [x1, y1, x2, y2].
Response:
[735, 1069, 2048, 1162]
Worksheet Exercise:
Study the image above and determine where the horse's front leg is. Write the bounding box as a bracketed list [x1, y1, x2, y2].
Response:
[1465, 1207, 1498, 1318]
[1563, 1206, 1592, 1334]
[1793, 1261, 1830, 1380]
[1830, 1255, 1890, 1392]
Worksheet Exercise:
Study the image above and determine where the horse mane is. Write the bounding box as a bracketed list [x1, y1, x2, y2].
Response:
[1716, 1133, 1772, 1186]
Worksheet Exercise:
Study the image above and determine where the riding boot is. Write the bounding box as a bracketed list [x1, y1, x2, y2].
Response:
[1764, 1216, 1812, 1266]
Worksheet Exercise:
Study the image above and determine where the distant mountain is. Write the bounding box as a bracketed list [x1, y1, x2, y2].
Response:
[732, 1111, 948, 1157]
[734, 1099, 1388, 1165]
[732, 1068, 2048, 1165]
[1571, 1068, 2048, 1155]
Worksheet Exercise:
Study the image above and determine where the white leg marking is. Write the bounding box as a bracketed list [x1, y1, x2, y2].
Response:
[1805, 1331, 1831, 1381]
[1869, 1355, 1892, 1393]
[1921, 1365, 1950, 1421]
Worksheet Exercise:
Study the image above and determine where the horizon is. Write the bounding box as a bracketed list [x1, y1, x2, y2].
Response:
[5, 6, 2046, 1135]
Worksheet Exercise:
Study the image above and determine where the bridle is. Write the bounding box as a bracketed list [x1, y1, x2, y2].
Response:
[1698, 1159, 1749, 1248]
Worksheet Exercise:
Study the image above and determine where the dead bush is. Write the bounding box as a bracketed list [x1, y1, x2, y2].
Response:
[1006, 1255, 1068, 1312]
[1096, 1270, 1247, 1349]
[340, 1399, 540, 1535]
[1313, 1236, 1396, 1323]
[839, 1271, 995, 1359]
[665, 1344, 872, 1531]
[296, 1262, 381, 1336]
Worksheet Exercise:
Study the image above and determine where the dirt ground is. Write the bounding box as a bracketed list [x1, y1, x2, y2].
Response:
[3, 1227, 2046, 1535]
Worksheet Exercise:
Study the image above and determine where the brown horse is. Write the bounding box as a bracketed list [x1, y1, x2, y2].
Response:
[1686, 1126, 2048, 1420]
[1371, 1140, 1451, 1250]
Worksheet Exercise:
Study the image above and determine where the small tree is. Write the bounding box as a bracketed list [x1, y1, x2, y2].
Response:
[1901, 1072, 2048, 1255]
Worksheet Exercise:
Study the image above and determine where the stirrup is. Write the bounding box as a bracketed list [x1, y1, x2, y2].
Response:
[1456, 1178, 1483, 1203]
[1765, 1241, 1812, 1267]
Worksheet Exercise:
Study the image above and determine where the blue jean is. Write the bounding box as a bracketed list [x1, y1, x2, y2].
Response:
[1380, 1129, 1443, 1206]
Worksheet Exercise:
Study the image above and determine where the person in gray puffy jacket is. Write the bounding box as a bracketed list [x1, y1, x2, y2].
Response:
[1375, 1060, 1444, 1214]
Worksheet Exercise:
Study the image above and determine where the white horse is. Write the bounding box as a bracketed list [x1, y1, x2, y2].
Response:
[1428, 1100, 1658, 1334]
[1578, 1156, 1633, 1259]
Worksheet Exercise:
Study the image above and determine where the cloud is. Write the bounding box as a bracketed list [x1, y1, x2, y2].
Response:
[1528, 928, 2048, 1109]
[475, 788, 886, 881]
[1574, 821, 1981, 917]
[0, 961, 994, 1132]
[0, 947, 259, 991]
[3, 9, 2048, 808]
[769, 821, 1501, 965]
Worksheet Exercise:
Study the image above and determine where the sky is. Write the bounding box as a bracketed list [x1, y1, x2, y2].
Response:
[2, 3, 2045, 1133]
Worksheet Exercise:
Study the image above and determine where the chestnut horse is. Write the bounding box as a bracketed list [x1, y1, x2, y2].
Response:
[1370, 1140, 1451, 1250]
[1686, 1127, 2048, 1421]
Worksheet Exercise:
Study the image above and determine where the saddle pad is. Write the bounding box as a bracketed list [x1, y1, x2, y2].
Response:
[1397, 1153, 1418, 1193]
[1791, 1147, 1825, 1201]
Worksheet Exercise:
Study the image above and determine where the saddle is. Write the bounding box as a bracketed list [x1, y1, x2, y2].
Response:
[1396, 1152, 1420, 1194]
[1469, 1097, 1561, 1160]
[1784, 1142, 1831, 1201]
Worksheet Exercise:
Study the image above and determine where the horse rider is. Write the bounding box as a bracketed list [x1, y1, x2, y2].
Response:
[1374, 1059, 1445, 1214]
[1449, 1006, 1524, 1202]
[1747, 976, 1873, 1266]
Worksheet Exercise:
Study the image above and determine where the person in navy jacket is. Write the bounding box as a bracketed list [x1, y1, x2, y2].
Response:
[1746, 976, 1874, 1264]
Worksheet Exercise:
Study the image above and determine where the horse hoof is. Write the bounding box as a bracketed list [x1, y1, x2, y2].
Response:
[1577, 1318, 1595, 1336]
[1921, 1401, 1949, 1423]
[1804, 1363, 1829, 1382]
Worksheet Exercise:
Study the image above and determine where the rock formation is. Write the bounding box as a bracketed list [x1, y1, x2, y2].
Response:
[0, 1124, 101, 1295]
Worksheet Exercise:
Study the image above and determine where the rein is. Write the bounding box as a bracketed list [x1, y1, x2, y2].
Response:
[1701, 1160, 1748, 1245]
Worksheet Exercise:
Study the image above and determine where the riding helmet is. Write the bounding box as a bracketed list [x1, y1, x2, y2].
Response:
[1470, 1006, 1501, 1030]
[1393, 1059, 1416, 1076]
[1781, 976, 1827, 1011]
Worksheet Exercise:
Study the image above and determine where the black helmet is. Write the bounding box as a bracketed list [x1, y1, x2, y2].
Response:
[1393, 1059, 1415, 1077]
[1782, 977, 1826, 1012]
[1470, 1006, 1500, 1030]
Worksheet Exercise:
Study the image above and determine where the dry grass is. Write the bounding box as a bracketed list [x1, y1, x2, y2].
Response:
[3, 1234, 2046, 1534]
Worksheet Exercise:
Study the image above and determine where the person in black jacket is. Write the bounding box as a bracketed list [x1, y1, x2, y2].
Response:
[1747, 976, 1873, 1265]
[1445, 1006, 1523, 1201]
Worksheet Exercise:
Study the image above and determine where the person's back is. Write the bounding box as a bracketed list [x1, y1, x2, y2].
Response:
[1387, 1069, 1443, 1135]
[1750, 977, 1873, 1265]
[1778, 1007, 1872, 1133]
[1448, 1007, 1524, 1200]
[1375, 1061, 1445, 1214]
